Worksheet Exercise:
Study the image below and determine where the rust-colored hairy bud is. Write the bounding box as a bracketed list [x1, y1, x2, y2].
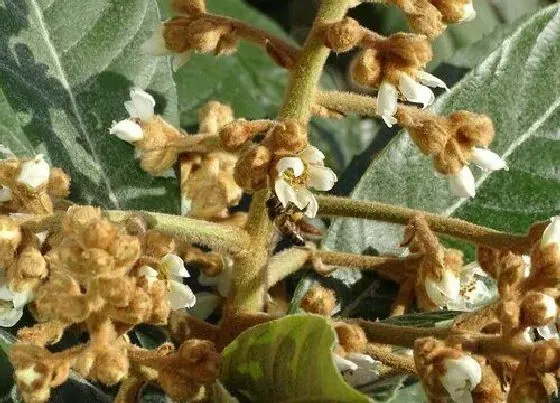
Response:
[530, 340, 560, 373]
[334, 322, 367, 353]
[0, 217, 21, 267]
[234, 145, 271, 192]
[219, 119, 254, 151]
[407, 117, 450, 156]
[300, 286, 336, 316]
[198, 101, 234, 135]
[62, 205, 102, 236]
[449, 111, 494, 149]
[393, 0, 445, 39]
[163, 16, 192, 53]
[350, 49, 382, 88]
[47, 167, 71, 198]
[519, 292, 557, 327]
[382, 32, 433, 67]
[171, 0, 206, 16]
[186, 19, 231, 53]
[430, 0, 471, 24]
[325, 17, 364, 53]
[91, 348, 129, 385]
[143, 230, 176, 259]
[83, 219, 117, 250]
[264, 119, 308, 157]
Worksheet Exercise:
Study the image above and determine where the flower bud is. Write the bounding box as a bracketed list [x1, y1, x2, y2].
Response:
[520, 292, 557, 327]
[46, 167, 71, 198]
[186, 19, 230, 53]
[382, 33, 432, 67]
[219, 119, 254, 151]
[83, 219, 117, 250]
[110, 119, 143, 142]
[93, 348, 129, 385]
[171, 0, 206, 16]
[334, 323, 367, 353]
[300, 286, 336, 316]
[234, 145, 271, 192]
[449, 111, 494, 149]
[407, 117, 449, 156]
[265, 119, 308, 156]
[62, 205, 102, 235]
[0, 217, 21, 267]
[530, 340, 560, 373]
[404, 4, 445, 39]
[162, 17, 192, 53]
[431, 0, 476, 24]
[198, 101, 234, 135]
[325, 17, 364, 53]
[143, 230, 176, 259]
[350, 49, 382, 88]
[447, 166, 475, 198]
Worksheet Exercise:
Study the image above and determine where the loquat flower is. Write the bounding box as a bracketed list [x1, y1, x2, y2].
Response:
[110, 88, 154, 143]
[16, 155, 51, 191]
[0, 273, 32, 327]
[440, 354, 482, 403]
[445, 262, 494, 312]
[424, 268, 461, 308]
[274, 146, 337, 218]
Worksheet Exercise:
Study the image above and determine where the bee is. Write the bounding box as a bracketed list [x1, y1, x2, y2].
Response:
[266, 194, 321, 246]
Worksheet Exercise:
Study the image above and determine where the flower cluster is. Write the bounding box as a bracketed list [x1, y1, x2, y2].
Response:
[405, 110, 507, 198]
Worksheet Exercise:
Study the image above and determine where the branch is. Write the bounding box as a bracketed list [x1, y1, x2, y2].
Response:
[317, 195, 536, 253]
[355, 319, 451, 349]
[367, 343, 416, 374]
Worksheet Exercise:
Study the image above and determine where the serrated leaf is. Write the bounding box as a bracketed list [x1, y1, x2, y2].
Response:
[0, 0, 180, 212]
[324, 5, 560, 266]
[221, 314, 369, 402]
[168, 0, 290, 128]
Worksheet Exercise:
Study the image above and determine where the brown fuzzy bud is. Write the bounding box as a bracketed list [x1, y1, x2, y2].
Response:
[216, 31, 239, 55]
[136, 116, 183, 176]
[325, 17, 364, 53]
[300, 286, 336, 316]
[82, 219, 117, 250]
[395, 0, 445, 39]
[350, 49, 382, 88]
[431, 0, 474, 24]
[234, 145, 271, 192]
[449, 111, 494, 149]
[408, 117, 449, 156]
[0, 217, 21, 267]
[9, 246, 47, 290]
[171, 0, 206, 16]
[186, 19, 231, 54]
[520, 292, 558, 327]
[98, 277, 135, 307]
[92, 348, 129, 385]
[158, 370, 204, 401]
[62, 205, 101, 236]
[530, 340, 560, 373]
[143, 230, 176, 259]
[179, 340, 222, 382]
[198, 101, 234, 135]
[111, 234, 141, 269]
[219, 119, 254, 151]
[264, 119, 308, 156]
[46, 167, 70, 198]
[383, 33, 433, 67]
[163, 16, 192, 53]
[334, 322, 367, 353]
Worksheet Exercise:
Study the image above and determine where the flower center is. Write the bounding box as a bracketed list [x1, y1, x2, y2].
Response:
[283, 165, 310, 188]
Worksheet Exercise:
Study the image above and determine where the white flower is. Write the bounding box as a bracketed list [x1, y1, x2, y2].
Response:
[441, 355, 482, 403]
[142, 24, 191, 71]
[470, 148, 508, 172]
[377, 72, 446, 127]
[274, 146, 337, 218]
[0, 275, 32, 327]
[448, 166, 476, 198]
[16, 155, 50, 191]
[139, 253, 196, 310]
[198, 255, 232, 297]
[333, 352, 381, 387]
[425, 270, 461, 308]
[541, 216, 560, 249]
[447, 263, 495, 312]
[110, 88, 156, 143]
[460, 2, 476, 23]
[537, 322, 560, 340]
[0, 186, 11, 203]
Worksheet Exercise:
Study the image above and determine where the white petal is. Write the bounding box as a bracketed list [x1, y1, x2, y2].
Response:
[129, 88, 156, 122]
[308, 165, 337, 191]
[448, 166, 476, 198]
[138, 265, 158, 279]
[0, 186, 12, 203]
[0, 278, 13, 301]
[274, 178, 297, 208]
[16, 155, 50, 190]
[333, 354, 358, 372]
[188, 292, 221, 319]
[537, 323, 560, 340]
[276, 157, 304, 177]
[346, 353, 376, 367]
[377, 81, 398, 127]
[299, 146, 325, 165]
[161, 253, 189, 279]
[0, 304, 23, 327]
[425, 270, 460, 307]
[181, 194, 193, 216]
[172, 52, 191, 71]
[124, 101, 138, 119]
[12, 290, 32, 309]
[109, 119, 144, 142]
[470, 148, 507, 171]
[416, 71, 449, 91]
[141, 24, 171, 56]
[294, 188, 318, 218]
[541, 216, 560, 249]
[441, 356, 481, 403]
[168, 280, 196, 309]
[460, 2, 476, 23]
[398, 74, 435, 108]
[158, 168, 176, 178]
[542, 294, 558, 318]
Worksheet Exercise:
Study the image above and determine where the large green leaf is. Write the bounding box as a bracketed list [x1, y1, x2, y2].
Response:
[163, 0, 290, 128]
[221, 314, 369, 402]
[0, 0, 180, 212]
[324, 5, 560, 267]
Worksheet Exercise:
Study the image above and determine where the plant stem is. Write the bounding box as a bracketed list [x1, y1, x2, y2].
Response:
[367, 343, 416, 374]
[105, 210, 250, 254]
[279, 0, 353, 121]
[230, 190, 273, 312]
[463, 334, 534, 357]
[317, 195, 535, 252]
[355, 319, 451, 348]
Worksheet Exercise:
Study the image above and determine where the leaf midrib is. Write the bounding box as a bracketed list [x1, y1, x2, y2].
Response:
[29, 0, 120, 208]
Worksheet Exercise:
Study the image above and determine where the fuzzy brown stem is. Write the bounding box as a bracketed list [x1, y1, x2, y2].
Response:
[390, 276, 416, 317]
[168, 311, 220, 344]
[317, 195, 535, 252]
[366, 343, 416, 374]
[463, 334, 535, 357]
[356, 319, 451, 348]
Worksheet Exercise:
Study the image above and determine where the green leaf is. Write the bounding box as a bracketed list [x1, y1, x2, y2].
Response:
[0, 0, 180, 212]
[168, 0, 290, 128]
[324, 5, 560, 265]
[221, 314, 369, 402]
